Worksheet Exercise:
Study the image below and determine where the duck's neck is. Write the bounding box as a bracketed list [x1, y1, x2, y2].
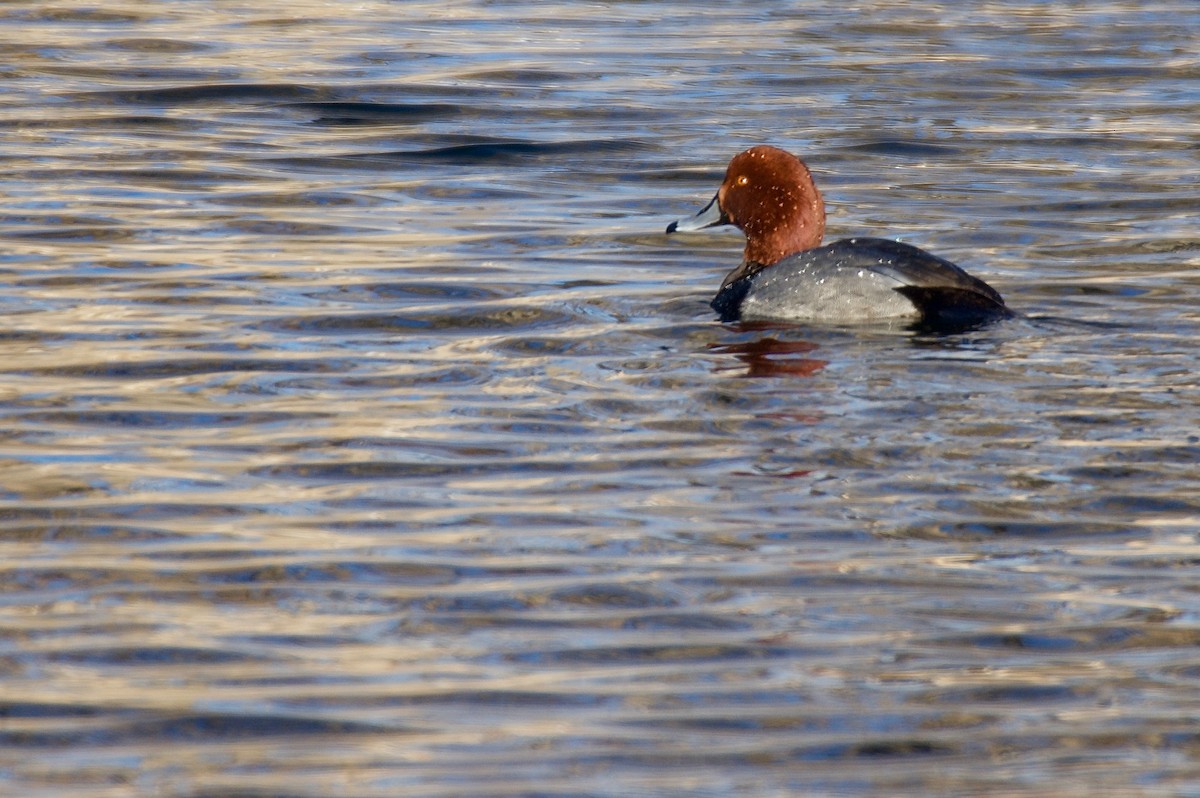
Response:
[742, 184, 826, 266]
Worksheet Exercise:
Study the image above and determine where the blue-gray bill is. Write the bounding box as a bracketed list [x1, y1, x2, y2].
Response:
[665, 193, 726, 234]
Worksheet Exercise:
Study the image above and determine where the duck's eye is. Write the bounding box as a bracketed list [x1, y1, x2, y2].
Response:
[736, 175, 750, 186]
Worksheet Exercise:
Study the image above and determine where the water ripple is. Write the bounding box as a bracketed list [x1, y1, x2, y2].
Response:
[3, 1, 1200, 796]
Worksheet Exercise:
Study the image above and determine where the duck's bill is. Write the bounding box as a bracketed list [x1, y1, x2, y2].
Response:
[665, 193, 727, 234]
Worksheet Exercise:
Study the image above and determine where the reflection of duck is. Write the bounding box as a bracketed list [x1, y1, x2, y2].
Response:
[710, 336, 828, 379]
[668, 146, 1011, 330]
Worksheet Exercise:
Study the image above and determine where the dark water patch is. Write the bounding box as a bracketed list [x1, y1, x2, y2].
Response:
[335, 281, 507, 304]
[1162, 663, 1200, 681]
[0, 212, 125, 230]
[30, 65, 238, 84]
[192, 561, 461, 587]
[924, 684, 1092, 705]
[219, 218, 369, 237]
[417, 690, 613, 711]
[1083, 626, 1200, 651]
[251, 452, 734, 483]
[14, 272, 140, 289]
[231, 633, 371, 648]
[19, 410, 308, 429]
[216, 189, 388, 209]
[0, 702, 104, 719]
[17, 166, 257, 189]
[507, 643, 797, 666]
[428, 511, 634, 535]
[931, 632, 1083, 652]
[404, 183, 543, 202]
[1080, 494, 1200, 516]
[248, 460, 535, 482]
[47, 646, 267, 666]
[0, 712, 393, 748]
[632, 708, 967, 734]
[283, 689, 609, 711]
[1, 567, 144, 594]
[619, 613, 752, 631]
[837, 140, 966, 157]
[70, 82, 329, 106]
[0, 503, 257, 525]
[0, 114, 201, 131]
[493, 335, 608, 358]
[286, 137, 647, 167]
[1015, 64, 1200, 83]
[105, 37, 216, 53]
[5, 7, 148, 23]
[930, 624, 1200, 654]
[1103, 555, 1200, 572]
[118, 288, 270, 307]
[5, 226, 136, 243]
[848, 739, 957, 758]
[284, 101, 462, 125]
[413, 612, 616, 633]
[317, 80, 519, 100]
[414, 416, 596, 438]
[914, 520, 1138, 539]
[0, 524, 184, 543]
[1135, 238, 1200, 254]
[320, 436, 515, 460]
[1103, 444, 1200, 466]
[548, 583, 679, 609]
[269, 366, 492, 393]
[460, 67, 604, 84]
[340, 48, 446, 66]
[263, 305, 575, 336]
[1008, 195, 1200, 215]
[421, 593, 533, 613]
[19, 357, 344, 379]
[0, 328, 68, 343]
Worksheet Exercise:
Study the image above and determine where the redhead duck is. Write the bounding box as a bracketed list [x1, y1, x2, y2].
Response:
[667, 145, 1010, 329]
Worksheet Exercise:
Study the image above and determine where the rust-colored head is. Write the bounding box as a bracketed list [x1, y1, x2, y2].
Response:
[668, 146, 826, 267]
[718, 146, 826, 265]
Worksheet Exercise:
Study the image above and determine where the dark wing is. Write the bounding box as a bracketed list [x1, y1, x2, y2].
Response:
[827, 238, 1010, 328]
[826, 238, 1005, 303]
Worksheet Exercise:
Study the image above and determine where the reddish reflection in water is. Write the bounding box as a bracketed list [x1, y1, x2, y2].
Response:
[711, 335, 828, 378]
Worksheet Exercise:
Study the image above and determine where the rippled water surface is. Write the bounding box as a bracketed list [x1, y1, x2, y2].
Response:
[3, 2, 1200, 796]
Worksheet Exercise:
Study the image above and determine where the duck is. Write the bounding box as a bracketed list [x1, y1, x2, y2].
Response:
[666, 145, 1011, 330]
